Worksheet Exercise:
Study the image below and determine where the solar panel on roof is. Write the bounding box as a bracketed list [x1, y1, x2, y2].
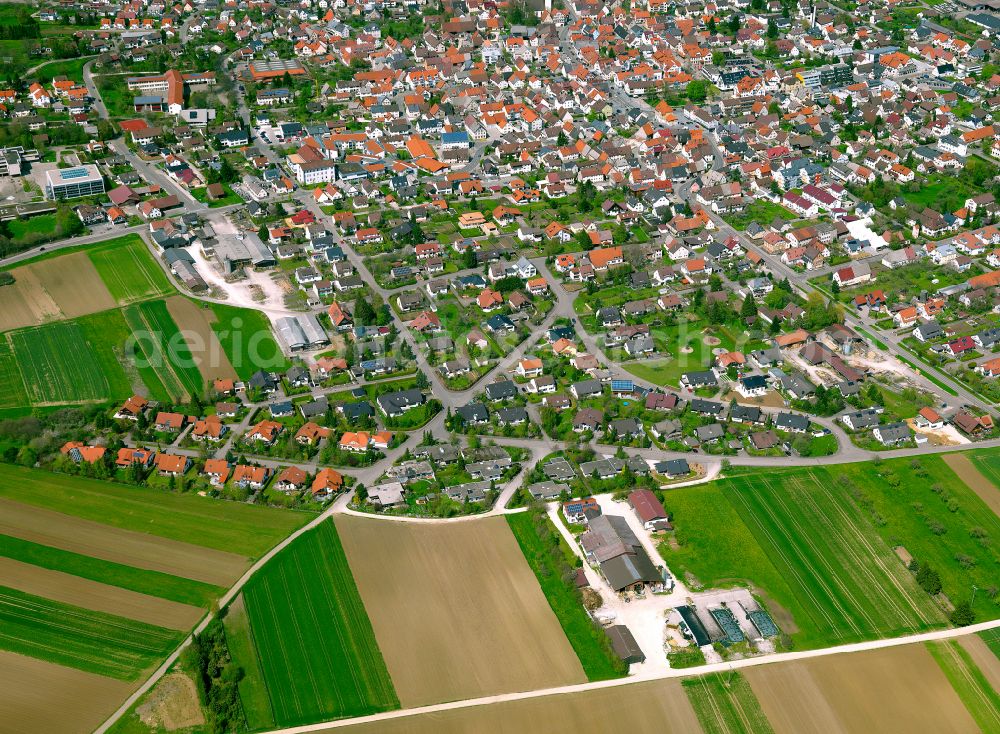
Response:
[60, 167, 90, 179]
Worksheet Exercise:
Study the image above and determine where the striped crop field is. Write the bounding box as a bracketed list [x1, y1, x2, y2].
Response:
[0, 585, 181, 681]
[243, 521, 398, 725]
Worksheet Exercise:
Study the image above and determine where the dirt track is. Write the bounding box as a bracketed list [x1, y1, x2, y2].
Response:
[0, 498, 247, 587]
[335, 515, 586, 708]
[326, 679, 700, 734]
[164, 296, 238, 382]
[0, 556, 202, 630]
[0, 649, 134, 734]
[943, 453, 1000, 517]
[749, 644, 978, 734]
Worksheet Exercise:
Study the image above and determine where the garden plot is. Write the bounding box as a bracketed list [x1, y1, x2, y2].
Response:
[336, 514, 586, 708]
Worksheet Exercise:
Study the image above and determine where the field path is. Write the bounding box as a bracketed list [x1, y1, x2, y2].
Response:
[943, 454, 1000, 518]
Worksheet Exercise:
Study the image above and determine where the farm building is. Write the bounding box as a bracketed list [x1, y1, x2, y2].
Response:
[580, 515, 661, 593]
[607, 625, 645, 665]
[628, 489, 672, 532]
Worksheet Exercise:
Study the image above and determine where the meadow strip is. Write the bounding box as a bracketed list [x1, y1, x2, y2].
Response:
[682, 672, 775, 734]
[944, 453, 1000, 518]
[223, 594, 275, 730]
[0, 533, 222, 607]
[0, 585, 181, 680]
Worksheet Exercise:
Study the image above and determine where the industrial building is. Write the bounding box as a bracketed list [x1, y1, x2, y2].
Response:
[274, 314, 329, 351]
[44, 165, 105, 200]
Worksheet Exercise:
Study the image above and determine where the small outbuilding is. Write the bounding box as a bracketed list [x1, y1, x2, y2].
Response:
[607, 625, 645, 665]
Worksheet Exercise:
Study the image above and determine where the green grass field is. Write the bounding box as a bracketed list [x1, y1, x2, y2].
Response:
[683, 672, 775, 734]
[663, 464, 948, 648]
[927, 640, 1000, 732]
[507, 512, 627, 681]
[0, 534, 221, 608]
[122, 303, 182, 402]
[0, 585, 181, 680]
[76, 309, 139, 397]
[0, 464, 310, 557]
[969, 451, 1000, 492]
[209, 303, 289, 379]
[243, 521, 398, 725]
[224, 596, 275, 730]
[10, 321, 111, 404]
[8, 213, 57, 240]
[980, 628, 1000, 659]
[89, 236, 172, 304]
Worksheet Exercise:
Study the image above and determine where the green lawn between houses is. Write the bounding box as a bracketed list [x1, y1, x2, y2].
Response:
[0, 585, 181, 681]
[242, 521, 398, 725]
[506, 511, 628, 681]
[0, 464, 310, 557]
[660, 456, 1000, 649]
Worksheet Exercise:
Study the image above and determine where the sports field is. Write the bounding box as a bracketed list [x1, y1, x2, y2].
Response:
[336, 515, 586, 708]
[661, 457, 1000, 647]
[242, 521, 398, 725]
[88, 236, 172, 304]
[683, 672, 774, 734]
[0, 585, 181, 680]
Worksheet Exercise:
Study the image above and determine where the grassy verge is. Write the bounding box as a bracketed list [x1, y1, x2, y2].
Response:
[506, 511, 627, 681]
[0, 534, 222, 607]
[927, 640, 1000, 732]
[0, 585, 181, 680]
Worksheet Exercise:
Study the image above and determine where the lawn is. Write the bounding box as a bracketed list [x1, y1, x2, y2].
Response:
[29, 55, 90, 84]
[88, 235, 173, 304]
[683, 672, 775, 734]
[190, 184, 243, 207]
[224, 595, 275, 730]
[623, 320, 733, 388]
[662, 464, 950, 649]
[209, 302, 290, 379]
[927, 640, 1000, 732]
[0, 534, 222, 608]
[507, 512, 627, 681]
[0, 585, 181, 681]
[243, 521, 398, 725]
[0, 464, 310, 557]
[8, 213, 57, 240]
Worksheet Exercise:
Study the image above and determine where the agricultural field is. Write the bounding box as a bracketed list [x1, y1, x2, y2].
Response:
[965, 451, 1000, 517]
[336, 515, 586, 708]
[0, 649, 134, 734]
[661, 463, 952, 649]
[209, 302, 290, 379]
[242, 521, 398, 725]
[88, 236, 173, 305]
[746, 644, 979, 733]
[164, 296, 238, 383]
[507, 511, 627, 681]
[333, 679, 702, 734]
[682, 672, 774, 734]
[0, 585, 181, 680]
[0, 463, 309, 557]
[927, 639, 1000, 732]
[127, 299, 206, 398]
[223, 595, 275, 730]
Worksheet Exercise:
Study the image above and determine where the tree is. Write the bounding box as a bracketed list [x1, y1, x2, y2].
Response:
[916, 563, 942, 596]
[707, 17, 716, 33]
[712, 51, 726, 67]
[353, 297, 376, 325]
[741, 293, 758, 318]
[686, 80, 708, 104]
[766, 18, 778, 39]
[950, 601, 975, 626]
